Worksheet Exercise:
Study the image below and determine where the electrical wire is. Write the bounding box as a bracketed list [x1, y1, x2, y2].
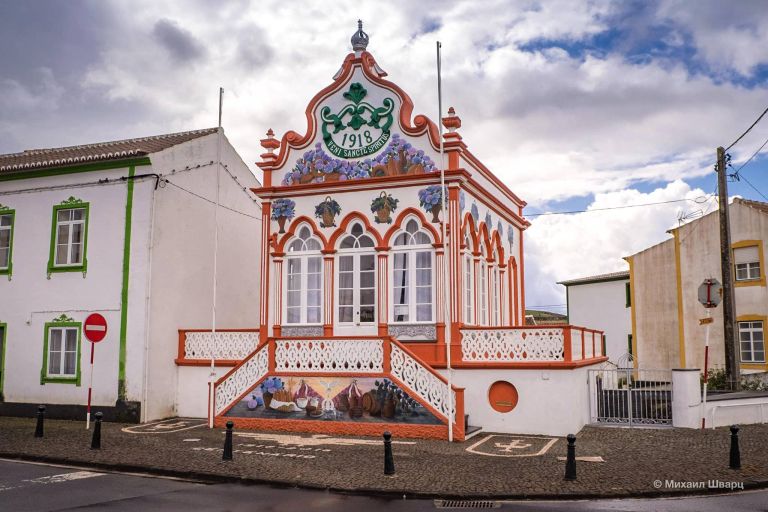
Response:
[524, 197, 702, 217]
[726, 106, 768, 151]
[738, 173, 768, 202]
[163, 179, 261, 220]
[732, 134, 768, 174]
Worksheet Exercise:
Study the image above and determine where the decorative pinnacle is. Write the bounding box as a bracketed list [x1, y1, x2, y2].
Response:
[351, 19, 369, 52]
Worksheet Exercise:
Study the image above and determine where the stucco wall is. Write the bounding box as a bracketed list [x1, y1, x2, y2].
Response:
[444, 367, 593, 436]
[146, 131, 261, 421]
[631, 238, 680, 369]
[567, 279, 630, 363]
[0, 165, 150, 408]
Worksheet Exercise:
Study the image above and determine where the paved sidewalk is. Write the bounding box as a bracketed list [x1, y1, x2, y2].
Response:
[0, 417, 766, 499]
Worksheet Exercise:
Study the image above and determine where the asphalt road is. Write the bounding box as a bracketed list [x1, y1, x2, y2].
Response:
[0, 459, 765, 511]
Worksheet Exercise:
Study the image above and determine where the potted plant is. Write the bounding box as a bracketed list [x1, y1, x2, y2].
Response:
[370, 191, 399, 224]
[370, 134, 437, 177]
[418, 185, 446, 223]
[271, 198, 296, 234]
[315, 196, 341, 228]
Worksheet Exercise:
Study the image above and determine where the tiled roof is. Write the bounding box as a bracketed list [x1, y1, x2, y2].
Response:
[0, 128, 219, 174]
[558, 270, 629, 286]
[735, 197, 768, 215]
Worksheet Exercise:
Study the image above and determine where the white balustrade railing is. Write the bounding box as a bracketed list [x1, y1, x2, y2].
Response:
[183, 331, 259, 361]
[274, 338, 384, 373]
[461, 328, 566, 362]
[390, 343, 455, 423]
[214, 345, 269, 415]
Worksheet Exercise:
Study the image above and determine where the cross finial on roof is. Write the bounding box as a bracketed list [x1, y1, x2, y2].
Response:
[351, 19, 369, 52]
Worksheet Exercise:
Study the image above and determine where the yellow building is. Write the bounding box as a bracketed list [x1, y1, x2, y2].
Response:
[626, 198, 767, 372]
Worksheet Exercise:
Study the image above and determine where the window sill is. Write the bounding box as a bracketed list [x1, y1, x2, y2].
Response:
[734, 278, 766, 287]
[40, 376, 81, 386]
[47, 262, 88, 277]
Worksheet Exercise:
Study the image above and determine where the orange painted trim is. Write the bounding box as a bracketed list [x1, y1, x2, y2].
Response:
[323, 325, 333, 336]
[327, 211, 384, 249]
[563, 328, 573, 362]
[460, 213, 479, 253]
[214, 416, 456, 441]
[175, 359, 239, 367]
[274, 216, 329, 253]
[452, 357, 608, 369]
[381, 207, 442, 246]
[519, 226, 526, 316]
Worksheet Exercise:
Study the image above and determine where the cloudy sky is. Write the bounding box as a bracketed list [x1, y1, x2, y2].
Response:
[2, 0, 768, 314]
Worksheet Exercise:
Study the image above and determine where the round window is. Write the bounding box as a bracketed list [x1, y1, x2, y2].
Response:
[488, 381, 519, 413]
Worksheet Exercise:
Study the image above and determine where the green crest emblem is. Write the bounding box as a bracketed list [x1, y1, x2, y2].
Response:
[320, 82, 394, 159]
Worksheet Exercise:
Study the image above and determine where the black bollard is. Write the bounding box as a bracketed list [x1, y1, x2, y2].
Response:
[223, 421, 233, 461]
[34, 405, 45, 438]
[564, 434, 577, 481]
[729, 425, 741, 470]
[91, 412, 102, 449]
[383, 431, 395, 475]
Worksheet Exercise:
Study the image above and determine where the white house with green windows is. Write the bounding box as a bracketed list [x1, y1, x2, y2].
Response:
[0, 128, 261, 421]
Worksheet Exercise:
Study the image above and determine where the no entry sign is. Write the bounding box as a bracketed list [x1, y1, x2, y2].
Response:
[84, 313, 108, 343]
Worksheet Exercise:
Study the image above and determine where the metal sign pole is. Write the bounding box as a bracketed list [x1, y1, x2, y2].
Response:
[86, 342, 95, 429]
[701, 308, 711, 429]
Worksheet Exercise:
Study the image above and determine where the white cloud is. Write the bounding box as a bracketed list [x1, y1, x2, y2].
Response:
[524, 180, 712, 310]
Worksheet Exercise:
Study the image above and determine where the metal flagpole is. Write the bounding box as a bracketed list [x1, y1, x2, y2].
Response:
[437, 41, 453, 442]
[209, 87, 223, 428]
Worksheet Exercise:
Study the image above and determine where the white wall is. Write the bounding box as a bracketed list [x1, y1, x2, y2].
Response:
[176, 365, 231, 418]
[146, 131, 261, 421]
[443, 367, 593, 436]
[567, 279, 630, 364]
[0, 166, 150, 408]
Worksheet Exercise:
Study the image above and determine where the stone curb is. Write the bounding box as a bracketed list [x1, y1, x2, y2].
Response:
[2, 451, 767, 501]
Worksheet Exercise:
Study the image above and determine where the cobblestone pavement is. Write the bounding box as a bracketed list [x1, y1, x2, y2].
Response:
[0, 417, 766, 499]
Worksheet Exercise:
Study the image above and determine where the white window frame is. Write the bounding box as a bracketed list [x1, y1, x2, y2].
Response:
[390, 240, 435, 324]
[463, 251, 474, 325]
[735, 262, 761, 281]
[47, 326, 79, 378]
[283, 226, 323, 325]
[479, 249, 488, 326]
[491, 264, 500, 326]
[739, 320, 765, 363]
[54, 207, 86, 267]
[336, 223, 377, 326]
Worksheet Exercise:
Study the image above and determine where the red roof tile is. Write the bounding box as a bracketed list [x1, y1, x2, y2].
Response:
[0, 128, 219, 174]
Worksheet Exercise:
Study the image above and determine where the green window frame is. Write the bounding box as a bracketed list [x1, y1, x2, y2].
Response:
[0, 322, 6, 400]
[0, 206, 15, 278]
[47, 197, 89, 276]
[41, 315, 82, 385]
[627, 334, 633, 356]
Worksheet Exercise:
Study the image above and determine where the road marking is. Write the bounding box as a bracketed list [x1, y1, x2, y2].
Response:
[122, 418, 206, 434]
[466, 435, 558, 457]
[24, 471, 104, 484]
[557, 456, 605, 463]
[233, 432, 417, 447]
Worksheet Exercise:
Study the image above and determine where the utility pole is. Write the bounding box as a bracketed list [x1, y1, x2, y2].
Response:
[716, 146, 741, 390]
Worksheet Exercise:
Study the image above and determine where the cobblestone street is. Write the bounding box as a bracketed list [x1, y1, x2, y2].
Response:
[1, 417, 766, 499]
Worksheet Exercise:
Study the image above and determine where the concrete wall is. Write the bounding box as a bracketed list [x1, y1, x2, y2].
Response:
[672, 369, 768, 428]
[145, 131, 261, 421]
[444, 367, 593, 436]
[631, 238, 680, 369]
[176, 365, 231, 418]
[567, 279, 630, 364]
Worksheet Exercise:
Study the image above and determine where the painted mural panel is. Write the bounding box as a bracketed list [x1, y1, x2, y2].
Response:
[224, 376, 441, 425]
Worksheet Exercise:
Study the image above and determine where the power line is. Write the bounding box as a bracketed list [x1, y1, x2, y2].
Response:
[726, 106, 768, 151]
[525, 197, 703, 217]
[732, 133, 768, 174]
[738, 173, 768, 202]
[164, 179, 261, 220]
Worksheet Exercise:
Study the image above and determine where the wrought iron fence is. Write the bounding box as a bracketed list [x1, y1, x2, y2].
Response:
[588, 367, 673, 426]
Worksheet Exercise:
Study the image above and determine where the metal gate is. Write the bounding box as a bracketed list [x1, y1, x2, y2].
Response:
[588, 366, 673, 426]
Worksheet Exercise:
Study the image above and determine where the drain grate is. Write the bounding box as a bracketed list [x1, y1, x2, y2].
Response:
[434, 499, 501, 509]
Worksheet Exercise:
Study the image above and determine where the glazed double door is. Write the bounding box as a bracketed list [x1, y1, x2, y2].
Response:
[336, 253, 376, 334]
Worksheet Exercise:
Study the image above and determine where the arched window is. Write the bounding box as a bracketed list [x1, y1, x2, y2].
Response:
[285, 226, 322, 324]
[392, 219, 434, 323]
[463, 233, 474, 325]
[491, 250, 500, 326]
[479, 244, 488, 326]
[337, 222, 376, 324]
